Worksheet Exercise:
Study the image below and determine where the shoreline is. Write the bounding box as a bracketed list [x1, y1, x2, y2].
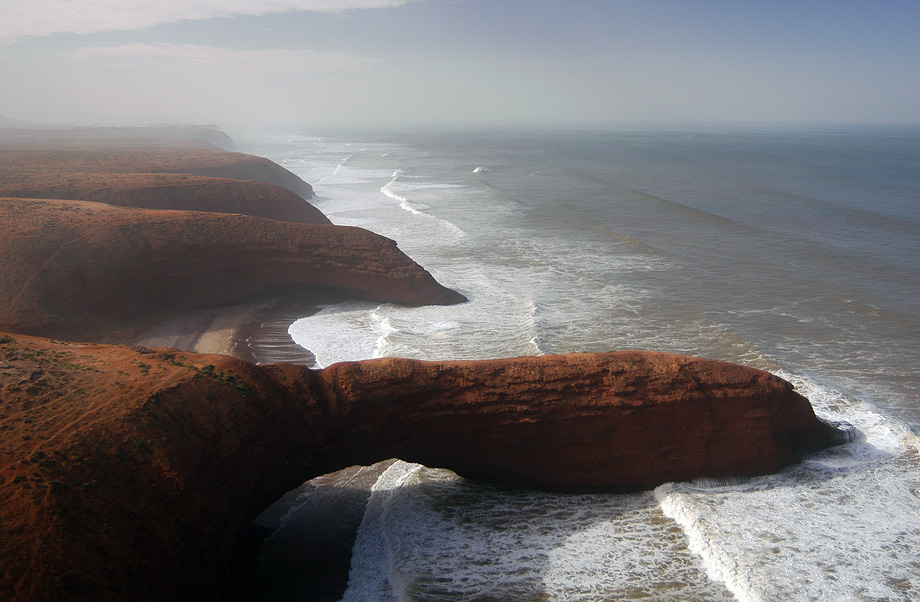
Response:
[137, 298, 320, 366]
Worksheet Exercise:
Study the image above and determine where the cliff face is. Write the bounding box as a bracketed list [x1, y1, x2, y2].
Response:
[0, 336, 320, 601]
[0, 130, 845, 601]
[319, 352, 840, 489]
[0, 335, 842, 601]
[0, 173, 330, 224]
[0, 148, 314, 199]
[0, 197, 464, 341]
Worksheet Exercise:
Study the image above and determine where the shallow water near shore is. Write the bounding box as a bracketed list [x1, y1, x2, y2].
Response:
[241, 127, 920, 601]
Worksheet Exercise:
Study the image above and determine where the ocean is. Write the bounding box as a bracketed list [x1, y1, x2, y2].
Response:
[239, 127, 920, 601]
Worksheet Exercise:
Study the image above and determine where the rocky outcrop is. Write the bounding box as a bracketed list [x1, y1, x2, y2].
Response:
[0, 336, 843, 601]
[0, 172, 330, 224]
[319, 352, 842, 489]
[0, 197, 464, 342]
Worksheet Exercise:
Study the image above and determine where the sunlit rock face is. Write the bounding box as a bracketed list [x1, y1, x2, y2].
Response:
[318, 351, 842, 490]
[0, 198, 465, 341]
[0, 147, 315, 200]
[0, 172, 330, 224]
[0, 340, 841, 601]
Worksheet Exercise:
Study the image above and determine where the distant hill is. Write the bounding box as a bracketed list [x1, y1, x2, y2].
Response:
[0, 117, 235, 149]
[0, 115, 66, 129]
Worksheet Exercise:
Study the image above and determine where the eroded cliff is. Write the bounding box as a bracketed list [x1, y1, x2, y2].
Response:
[319, 352, 842, 489]
[0, 147, 314, 200]
[0, 129, 846, 602]
[0, 335, 842, 601]
[0, 172, 330, 224]
[0, 197, 464, 341]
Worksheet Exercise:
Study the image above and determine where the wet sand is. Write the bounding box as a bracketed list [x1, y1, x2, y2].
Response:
[138, 298, 320, 366]
[233, 300, 320, 366]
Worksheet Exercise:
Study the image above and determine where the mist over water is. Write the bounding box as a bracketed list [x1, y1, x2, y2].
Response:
[242, 128, 920, 601]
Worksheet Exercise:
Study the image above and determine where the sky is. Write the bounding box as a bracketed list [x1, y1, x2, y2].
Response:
[0, 0, 918, 130]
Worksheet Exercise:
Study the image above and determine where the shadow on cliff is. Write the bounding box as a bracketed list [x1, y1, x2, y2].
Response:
[241, 426, 862, 602]
[246, 462, 396, 602]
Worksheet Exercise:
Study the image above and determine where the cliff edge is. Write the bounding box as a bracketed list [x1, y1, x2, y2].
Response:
[0, 172, 330, 224]
[0, 129, 844, 601]
[0, 197, 464, 342]
[0, 129, 466, 342]
[0, 336, 843, 601]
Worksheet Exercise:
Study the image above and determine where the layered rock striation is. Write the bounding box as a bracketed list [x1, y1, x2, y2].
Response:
[0, 173, 330, 224]
[0, 130, 467, 345]
[320, 352, 842, 490]
[0, 337, 842, 601]
[0, 197, 464, 341]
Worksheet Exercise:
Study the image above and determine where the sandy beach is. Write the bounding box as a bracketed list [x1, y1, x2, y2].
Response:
[137, 299, 319, 366]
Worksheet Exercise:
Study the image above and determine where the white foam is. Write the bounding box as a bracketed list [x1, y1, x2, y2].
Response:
[289, 274, 545, 366]
[288, 302, 387, 368]
[342, 462, 426, 602]
[343, 461, 733, 601]
[657, 374, 920, 602]
[380, 170, 408, 203]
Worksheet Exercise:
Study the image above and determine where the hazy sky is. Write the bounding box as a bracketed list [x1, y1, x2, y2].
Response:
[1, 0, 918, 129]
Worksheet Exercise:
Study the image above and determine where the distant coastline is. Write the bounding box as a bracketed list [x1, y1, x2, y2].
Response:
[0, 123, 851, 601]
[0, 125, 465, 349]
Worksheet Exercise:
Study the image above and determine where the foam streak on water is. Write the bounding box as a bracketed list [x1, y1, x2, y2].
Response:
[657, 374, 920, 602]
[381, 170, 467, 238]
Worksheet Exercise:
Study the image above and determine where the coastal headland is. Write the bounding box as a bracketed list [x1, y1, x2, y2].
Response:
[0, 337, 841, 600]
[0, 126, 844, 600]
[0, 127, 464, 346]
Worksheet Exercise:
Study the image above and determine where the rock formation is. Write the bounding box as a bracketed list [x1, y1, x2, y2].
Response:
[0, 147, 314, 200]
[0, 173, 330, 224]
[319, 352, 843, 489]
[0, 197, 464, 342]
[0, 129, 467, 346]
[0, 128, 845, 600]
[0, 337, 842, 601]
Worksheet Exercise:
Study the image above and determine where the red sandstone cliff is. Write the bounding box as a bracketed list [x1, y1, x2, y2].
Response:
[0, 336, 842, 601]
[0, 197, 464, 341]
[0, 130, 845, 601]
[320, 353, 840, 489]
[0, 147, 314, 200]
[0, 173, 330, 224]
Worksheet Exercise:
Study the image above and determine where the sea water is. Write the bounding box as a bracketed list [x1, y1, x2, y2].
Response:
[240, 128, 920, 601]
